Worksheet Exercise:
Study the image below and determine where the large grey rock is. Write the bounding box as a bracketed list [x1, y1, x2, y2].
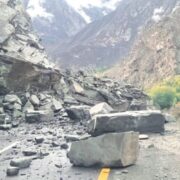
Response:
[67, 131, 139, 167]
[88, 111, 165, 136]
[52, 98, 62, 111]
[10, 157, 32, 169]
[4, 94, 21, 104]
[0, 124, 12, 130]
[90, 102, 114, 116]
[6, 167, 19, 176]
[70, 81, 84, 94]
[0, 55, 60, 94]
[25, 110, 53, 123]
[66, 105, 90, 121]
[30, 95, 40, 106]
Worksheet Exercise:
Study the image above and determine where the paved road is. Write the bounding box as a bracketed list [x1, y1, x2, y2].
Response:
[0, 122, 180, 180]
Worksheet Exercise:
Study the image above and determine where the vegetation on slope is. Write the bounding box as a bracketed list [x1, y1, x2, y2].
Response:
[148, 75, 180, 109]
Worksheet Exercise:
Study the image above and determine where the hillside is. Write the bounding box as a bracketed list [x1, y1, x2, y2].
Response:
[53, 0, 178, 68]
[105, 6, 180, 88]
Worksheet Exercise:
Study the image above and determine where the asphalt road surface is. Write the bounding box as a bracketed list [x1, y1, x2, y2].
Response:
[0, 122, 180, 180]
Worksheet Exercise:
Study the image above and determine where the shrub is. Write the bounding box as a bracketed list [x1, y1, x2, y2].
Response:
[150, 86, 176, 109]
[148, 75, 180, 109]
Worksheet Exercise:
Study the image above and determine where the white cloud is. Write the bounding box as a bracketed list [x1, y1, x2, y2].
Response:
[152, 7, 164, 22]
[27, 0, 54, 21]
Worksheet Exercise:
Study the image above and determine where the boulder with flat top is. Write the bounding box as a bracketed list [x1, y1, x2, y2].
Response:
[88, 110, 165, 136]
[67, 131, 139, 167]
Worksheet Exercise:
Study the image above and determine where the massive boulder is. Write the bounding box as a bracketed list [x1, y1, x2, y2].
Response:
[88, 110, 165, 136]
[0, 55, 61, 94]
[67, 131, 139, 168]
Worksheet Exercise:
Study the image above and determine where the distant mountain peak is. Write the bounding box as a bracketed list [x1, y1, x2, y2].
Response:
[26, 0, 122, 24]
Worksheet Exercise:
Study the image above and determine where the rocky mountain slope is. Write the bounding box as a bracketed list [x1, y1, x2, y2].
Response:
[0, 0, 148, 122]
[53, 0, 179, 68]
[1, 1, 179, 180]
[0, 0, 59, 95]
[0, 0, 52, 67]
[105, 6, 180, 88]
[23, 0, 122, 53]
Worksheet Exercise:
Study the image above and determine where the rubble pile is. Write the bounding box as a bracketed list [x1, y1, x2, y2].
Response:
[0, 0, 51, 67]
[0, 69, 149, 130]
[0, 0, 169, 176]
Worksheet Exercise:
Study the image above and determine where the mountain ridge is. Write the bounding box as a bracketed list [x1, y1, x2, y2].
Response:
[53, 0, 179, 68]
[105, 6, 180, 88]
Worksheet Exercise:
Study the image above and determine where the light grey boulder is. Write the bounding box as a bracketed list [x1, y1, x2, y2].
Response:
[66, 105, 90, 121]
[30, 95, 40, 106]
[4, 94, 21, 105]
[67, 131, 139, 167]
[35, 136, 44, 144]
[38, 93, 47, 101]
[52, 98, 62, 111]
[25, 109, 53, 123]
[71, 81, 84, 94]
[90, 102, 114, 116]
[10, 157, 32, 169]
[88, 111, 165, 136]
[0, 124, 12, 130]
[22, 149, 37, 156]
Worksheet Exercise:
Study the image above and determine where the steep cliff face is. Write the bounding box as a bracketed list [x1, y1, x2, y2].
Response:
[0, 0, 59, 95]
[105, 6, 180, 88]
[0, 0, 51, 67]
